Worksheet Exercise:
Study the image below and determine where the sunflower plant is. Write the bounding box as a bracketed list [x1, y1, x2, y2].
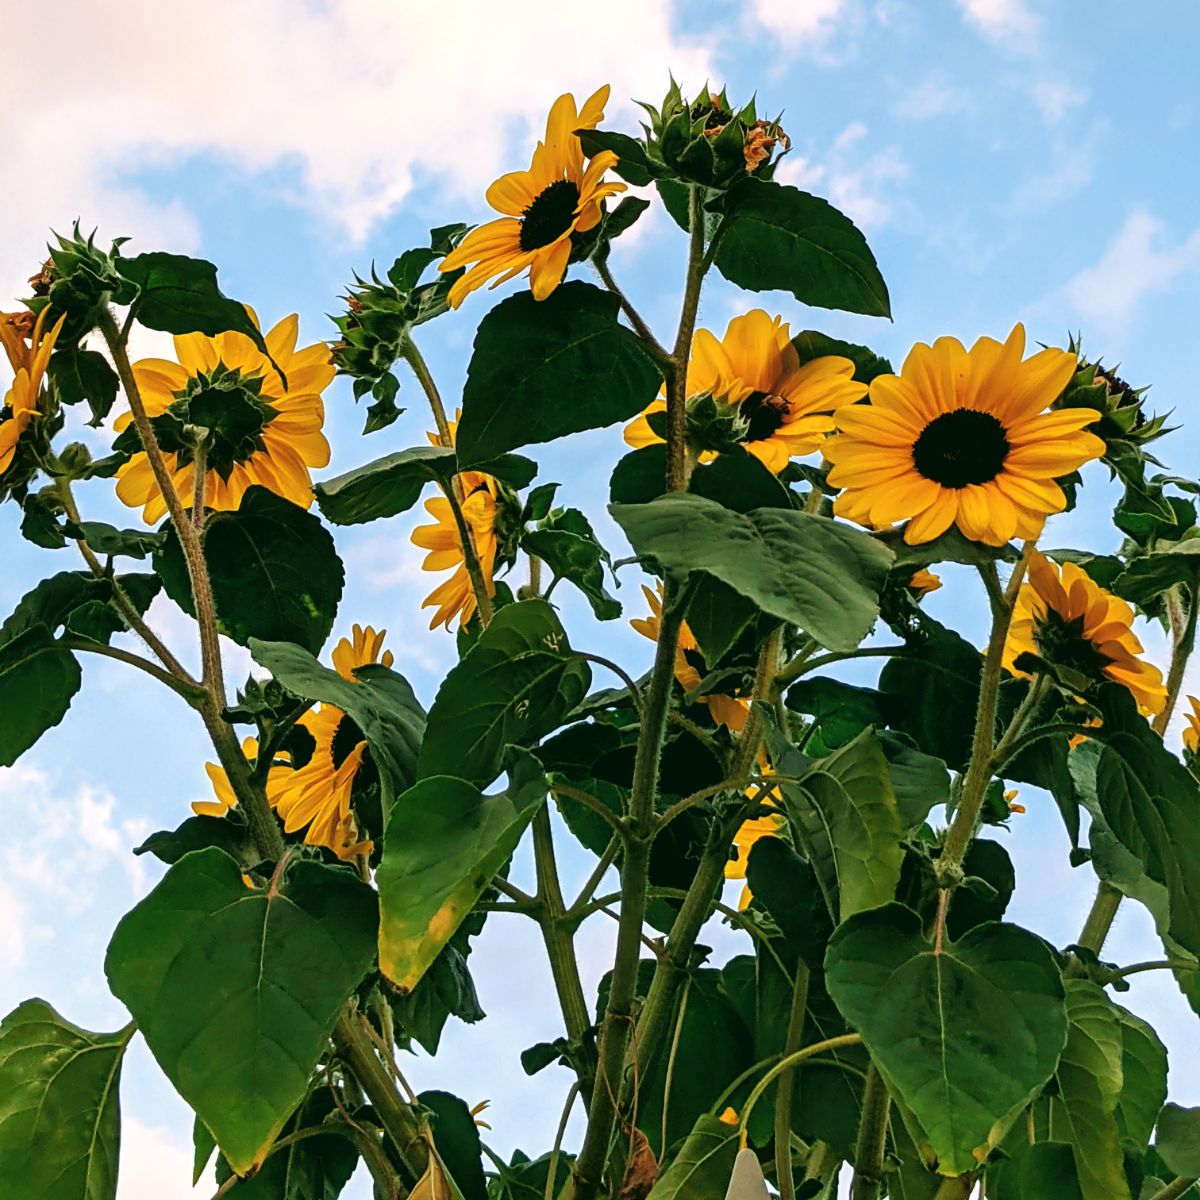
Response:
[3, 78, 1200, 1200]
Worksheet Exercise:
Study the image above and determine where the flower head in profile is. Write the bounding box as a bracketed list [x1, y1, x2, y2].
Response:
[114, 314, 333, 524]
[826, 324, 1105, 546]
[0, 308, 65, 476]
[624, 310, 865, 473]
[200, 625, 393, 860]
[630, 583, 748, 730]
[411, 421, 501, 630]
[439, 86, 626, 308]
[1004, 553, 1166, 717]
[1182, 697, 1200, 755]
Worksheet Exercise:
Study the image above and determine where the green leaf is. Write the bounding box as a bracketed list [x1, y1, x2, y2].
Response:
[1054, 980, 1131, 1200]
[315, 446, 537, 526]
[523, 507, 620, 620]
[784, 677, 886, 750]
[990, 1142, 1085, 1200]
[714, 179, 891, 317]
[1114, 1007, 1167, 1152]
[791, 329, 893, 384]
[419, 1090, 488, 1200]
[105, 848, 378, 1175]
[768, 727, 905, 921]
[576, 130, 660, 186]
[1157, 1104, 1200, 1177]
[645, 1113, 739, 1200]
[1085, 684, 1200, 957]
[66, 521, 164, 559]
[391, 937, 486, 1056]
[194, 1117, 217, 1185]
[878, 733, 950, 831]
[157, 487, 344, 656]
[0, 625, 81, 767]
[745, 837, 833, 967]
[118, 252, 270, 358]
[1113, 540, 1200, 608]
[610, 493, 892, 651]
[0, 1000, 132, 1200]
[249, 638, 425, 799]
[49, 346, 119, 426]
[134, 814, 255, 867]
[456, 281, 661, 468]
[377, 776, 540, 992]
[824, 903, 1068, 1175]
[418, 600, 590, 788]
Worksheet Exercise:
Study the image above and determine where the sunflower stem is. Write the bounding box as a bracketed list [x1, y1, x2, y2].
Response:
[52, 476, 197, 687]
[60, 638, 207, 705]
[937, 546, 1034, 883]
[738, 1035, 864, 1140]
[850, 1063, 891, 1200]
[400, 334, 455, 450]
[774, 962, 811, 1200]
[1147, 1176, 1200, 1200]
[191, 439, 209, 530]
[439, 477, 495, 628]
[532, 805, 598, 1104]
[594, 257, 671, 367]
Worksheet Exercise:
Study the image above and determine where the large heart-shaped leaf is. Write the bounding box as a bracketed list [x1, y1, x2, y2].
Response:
[456, 281, 662, 468]
[610, 493, 892, 651]
[0, 570, 157, 649]
[824, 903, 1068, 1175]
[0, 625, 81, 767]
[1054, 981, 1130, 1200]
[713, 178, 891, 318]
[0, 1000, 133, 1200]
[377, 776, 541, 993]
[418, 600, 590, 788]
[157, 487, 344, 656]
[105, 848, 378, 1174]
[250, 638, 425, 799]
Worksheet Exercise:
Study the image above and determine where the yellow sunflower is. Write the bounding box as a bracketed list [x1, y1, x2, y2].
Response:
[411, 421, 500, 630]
[726, 772, 785, 910]
[0, 308, 65, 476]
[1182, 696, 1200, 753]
[200, 625, 393, 860]
[624, 310, 865, 473]
[114, 314, 333, 524]
[1004, 553, 1166, 717]
[630, 583, 748, 730]
[907, 568, 942, 597]
[826, 324, 1104, 546]
[439, 86, 626, 307]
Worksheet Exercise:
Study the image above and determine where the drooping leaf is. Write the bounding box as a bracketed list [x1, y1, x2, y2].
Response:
[1157, 1104, 1200, 1177]
[391, 936, 486, 1056]
[456, 281, 661, 468]
[824, 903, 1068, 1175]
[877, 733, 950, 831]
[644, 1113, 739, 1200]
[791, 329, 893, 384]
[1114, 1007, 1167, 1152]
[784, 677, 887, 750]
[249, 638, 425, 799]
[1113, 539, 1200, 609]
[377, 776, 541, 993]
[713, 179, 891, 317]
[0, 570, 148, 649]
[745, 836, 834, 967]
[105, 849, 378, 1174]
[989, 1142, 1085, 1200]
[118, 252, 270, 357]
[0, 999, 132, 1200]
[157, 487, 344, 656]
[418, 1090, 488, 1200]
[1054, 980, 1132, 1200]
[611, 493, 892, 651]
[48, 345, 119, 426]
[134, 814, 255, 867]
[522, 507, 620, 620]
[0, 625, 81, 767]
[66, 521, 164, 560]
[418, 600, 590, 788]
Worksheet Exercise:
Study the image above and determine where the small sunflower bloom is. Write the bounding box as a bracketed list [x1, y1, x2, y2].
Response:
[114, 314, 333, 525]
[1182, 697, 1200, 754]
[630, 583, 748, 730]
[0, 308, 65, 476]
[907, 568, 942, 597]
[1003, 788, 1025, 815]
[1004, 553, 1167, 717]
[726, 774, 785, 911]
[439, 86, 626, 308]
[827, 324, 1105, 546]
[624, 310, 865, 473]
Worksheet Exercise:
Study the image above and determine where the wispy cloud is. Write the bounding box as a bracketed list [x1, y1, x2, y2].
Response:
[955, 0, 1039, 46]
[751, 0, 848, 41]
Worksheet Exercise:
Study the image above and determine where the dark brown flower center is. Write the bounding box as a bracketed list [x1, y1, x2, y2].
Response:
[1034, 611, 1112, 677]
[741, 391, 790, 441]
[519, 180, 581, 251]
[912, 408, 1010, 488]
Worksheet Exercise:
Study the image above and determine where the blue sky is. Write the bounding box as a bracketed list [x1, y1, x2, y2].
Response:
[2, 1, 1199, 1194]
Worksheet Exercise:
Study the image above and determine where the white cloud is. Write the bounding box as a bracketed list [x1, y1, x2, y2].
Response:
[752, 0, 847, 41]
[955, 0, 1038, 45]
[0, 0, 715, 298]
[117, 1118, 207, 1199]
[776, 123, 908, 229]
[1059, 209, 1200, 339]
[894, 79, 964, 120]
[1032, 80, 1087, 123]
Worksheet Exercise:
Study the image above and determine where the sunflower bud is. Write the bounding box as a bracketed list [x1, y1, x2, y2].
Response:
[28, 224, 135, 342]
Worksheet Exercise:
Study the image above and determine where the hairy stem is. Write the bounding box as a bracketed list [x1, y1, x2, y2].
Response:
[61, 638, 207, 704]
[850, 1064, 891, 1200]
[1076, 882, 1124, 958]
[774, 963, 811, 1200]
[738, 1035, 863, 1135]
[594, 257, 671, 366]
[533, 806, 597, 1104]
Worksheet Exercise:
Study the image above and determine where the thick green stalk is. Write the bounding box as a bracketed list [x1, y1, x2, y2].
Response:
[774, 963, 811, 1200]
[1076, 882, 1124, 958]
[1148, 1177, 1200, 1200]
[850, 1065, 891, 1200]
[532, 806, 597, 1103]
[61, 638, 206, 705]
[664, 185, 706, 494]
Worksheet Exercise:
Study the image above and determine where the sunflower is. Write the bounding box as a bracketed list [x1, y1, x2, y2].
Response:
[907, 568, 942, 597]
[439, 86, 626, 308]
[726, 773, 785, 910]
[114, 314, 333, 524]
[624, 310, 865, 473]
[630, 583, 748, 730]
[1182, 697, 1200, 754]
[0, 308, 65, 476]
[826, 324, 1105, 546]
[410, 421, 501, 630]
[200, 625, 392, 860]
[1004, 553, 1166, 716]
